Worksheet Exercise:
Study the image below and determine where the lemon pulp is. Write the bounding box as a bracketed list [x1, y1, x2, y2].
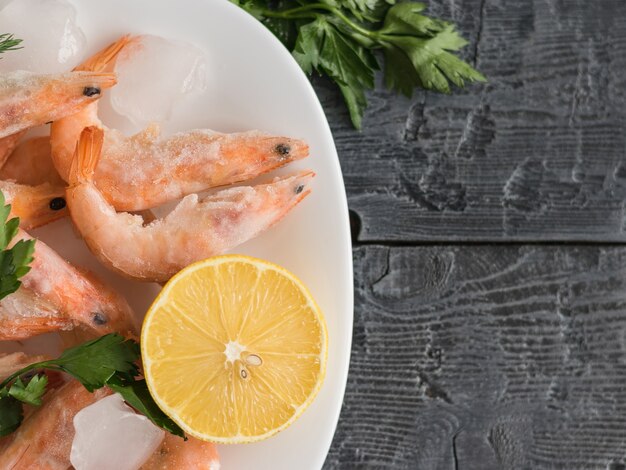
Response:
[141, 255, 328, 443]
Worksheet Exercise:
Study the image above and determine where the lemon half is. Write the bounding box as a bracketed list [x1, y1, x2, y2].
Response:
[141, 255, 328, 443]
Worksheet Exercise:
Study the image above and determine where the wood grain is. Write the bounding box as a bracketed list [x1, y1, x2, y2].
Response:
[324, 245, 626, 469]
[313, 0, 626, 242]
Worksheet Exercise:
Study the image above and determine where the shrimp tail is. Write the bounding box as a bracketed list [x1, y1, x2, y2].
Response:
[68, 126, 103, 186]
[74, 35, 133, 72]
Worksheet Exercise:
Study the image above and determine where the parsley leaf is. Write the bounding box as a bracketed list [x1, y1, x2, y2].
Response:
[294, 17, 376, 129]
[0, 396, 22, 437]
[231, 1, 486, 129]
[382, 41, 421, 96]
[379, 2, 447, 36]
[43, 334, 139, 392]
[293, 19, 324, 74]
[107, 374, 185, 438]
[0, 334, 184, 439]
[0, 191, 35, 300]
[322, 0, 396, 22]
[8, 375, 48, 406]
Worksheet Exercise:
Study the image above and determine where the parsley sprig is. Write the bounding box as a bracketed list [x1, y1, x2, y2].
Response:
[0, 334, 185, 438]
[231, 1, 486, 129]
[0, 33, 22, 55]
[0, 192, 181, 437]
[0, 191, 35, 300]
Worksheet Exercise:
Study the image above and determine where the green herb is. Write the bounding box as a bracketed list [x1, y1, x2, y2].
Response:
[231, 1, 486, 129]
[43, 334, 140, 392]
[8, 375, 48, 406]
[0, 334, 185, 438]
[0, 191, 35, 301]
[0, 33, 22, 55]
[107, 375, 186, 438]
[0, 396, 22, 436]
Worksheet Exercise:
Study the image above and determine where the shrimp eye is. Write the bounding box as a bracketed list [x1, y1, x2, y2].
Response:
[83, 86, 101, 97]
[49, 197, 66, 211]
[295, 185, 305, 194]
[92, 312, 107, 325]
[275, 143, 291, 157]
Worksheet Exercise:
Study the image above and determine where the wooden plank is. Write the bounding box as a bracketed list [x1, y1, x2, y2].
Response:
[313, 0, 626, 242]
[325, 245, 626, 469]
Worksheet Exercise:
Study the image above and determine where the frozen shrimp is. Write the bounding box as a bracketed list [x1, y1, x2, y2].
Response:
[0, 380, 110, 470]
[0, 70, 116, 139]
[0, 136, 65, 186]
[0, 380, 219, 470]
[51, 36, 309, 211]
[141, 434, 220, 470]
[67, 127, 314, 283]
[0, 180, 67, 229]
[0, 229, 136, 340]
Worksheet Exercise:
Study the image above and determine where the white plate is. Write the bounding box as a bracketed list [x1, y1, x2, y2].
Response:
[15, 0, 353, 468]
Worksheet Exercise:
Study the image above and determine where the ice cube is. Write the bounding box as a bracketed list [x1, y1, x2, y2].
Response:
[110, 34, 208, 125]
[70, 393, 165, 470]
[0, 0, 86, 73]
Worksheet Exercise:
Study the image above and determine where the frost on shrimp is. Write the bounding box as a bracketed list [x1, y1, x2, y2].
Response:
[67, 127, 314, 283]
[0, 70, 116, 139]
[0, 229, 136, 340]
[51, 35, 310, 211]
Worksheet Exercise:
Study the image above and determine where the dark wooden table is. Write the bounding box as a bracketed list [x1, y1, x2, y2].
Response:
[319, 1, 626, 468]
